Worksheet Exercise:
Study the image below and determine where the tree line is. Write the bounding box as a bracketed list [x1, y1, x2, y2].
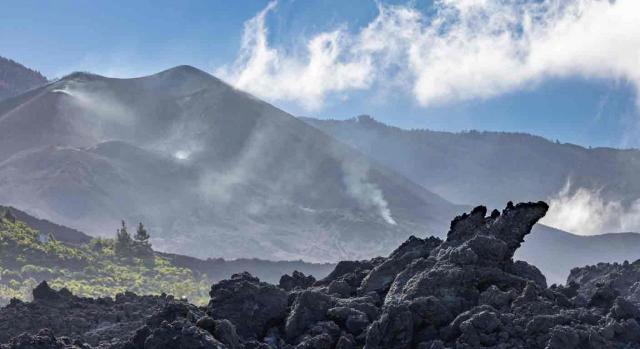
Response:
[114, 221, 153, 258]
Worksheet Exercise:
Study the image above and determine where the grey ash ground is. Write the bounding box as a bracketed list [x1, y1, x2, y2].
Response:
[3, 202, 640, 349]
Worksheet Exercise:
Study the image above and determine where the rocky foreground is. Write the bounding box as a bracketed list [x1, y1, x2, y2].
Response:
[3, 202, 640, 348]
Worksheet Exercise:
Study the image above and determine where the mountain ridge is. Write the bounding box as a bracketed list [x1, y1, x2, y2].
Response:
[315, 114, 638, 152]
[0, 56, 47, 102]
[302, 115, 640, 212]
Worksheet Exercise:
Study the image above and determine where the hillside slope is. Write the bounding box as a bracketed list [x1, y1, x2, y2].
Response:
[0, 205, 91, 245]
[0, 67, 462, 262]
[0, 209, 334, 305]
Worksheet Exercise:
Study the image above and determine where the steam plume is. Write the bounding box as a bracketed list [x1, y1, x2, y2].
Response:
[541, 181, 640, 235]
[341, 159, 396, 225]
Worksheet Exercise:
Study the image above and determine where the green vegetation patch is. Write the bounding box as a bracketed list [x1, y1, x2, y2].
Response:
[0, 214, 210, 305]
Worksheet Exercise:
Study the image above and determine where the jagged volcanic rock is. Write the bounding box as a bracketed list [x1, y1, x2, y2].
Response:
[568, 259, 640, 303]
[0, 281, 170, 346]
[279, 271, 316, 292]
[4, 202, 640, 348]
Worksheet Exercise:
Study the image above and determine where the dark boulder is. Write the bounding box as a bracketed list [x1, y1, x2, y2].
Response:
[609, 297, 640, 320]
[279, 271, 316, 291]
[359, 236, 441, 295]
[207, 272, 288, 339]
[32, 282, 65, 303]
[285, 290, 335, 340]
[1, 329, 78, 349]
[143, 320, 226, 349]
[211, 319, 241, 349]
[509, 260, 547, 289]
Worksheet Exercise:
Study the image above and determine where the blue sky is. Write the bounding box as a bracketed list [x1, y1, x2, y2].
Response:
[2, 0, 639, 148]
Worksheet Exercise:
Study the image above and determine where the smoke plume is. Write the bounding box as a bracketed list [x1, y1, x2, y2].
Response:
[341, 159, 396, 225]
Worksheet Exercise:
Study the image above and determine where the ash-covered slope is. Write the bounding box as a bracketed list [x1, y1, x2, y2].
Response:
[4, 202, 640, 349]
[0, 56, 47, 102]
[0, 66, 462, 262]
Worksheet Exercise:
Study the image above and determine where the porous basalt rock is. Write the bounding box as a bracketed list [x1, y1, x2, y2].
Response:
[5, 202, 640, 349]
[0, 282, 169, 346]
[279, 271, 316, 291]
[207, 272, 288, 340]
[568, 259, 640, 301]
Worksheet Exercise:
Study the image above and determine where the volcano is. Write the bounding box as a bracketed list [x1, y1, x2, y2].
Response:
[0, 66, 462, 262]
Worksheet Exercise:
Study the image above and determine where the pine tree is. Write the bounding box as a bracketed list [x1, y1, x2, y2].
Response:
[134, 223, 150, 245]
[133, 222, 153, 258]
[3, 208, 16, 223]
[115, 220, 132, 256]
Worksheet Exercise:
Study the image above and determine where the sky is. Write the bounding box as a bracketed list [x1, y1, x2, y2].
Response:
[2, 0, 640, 148]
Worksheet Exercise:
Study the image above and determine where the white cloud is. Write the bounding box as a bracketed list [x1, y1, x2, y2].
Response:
[218, 0, 640, 110]
[216, 1, 373, 111]
[541, 181, 640, 235]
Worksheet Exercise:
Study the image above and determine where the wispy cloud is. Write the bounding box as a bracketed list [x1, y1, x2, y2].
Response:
[215, 1, 374, 111]
[218, 0, 640, 111]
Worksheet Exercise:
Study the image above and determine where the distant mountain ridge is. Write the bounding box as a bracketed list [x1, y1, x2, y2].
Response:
[0, 56, 47, 101]
[302, 115, 640, 211]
